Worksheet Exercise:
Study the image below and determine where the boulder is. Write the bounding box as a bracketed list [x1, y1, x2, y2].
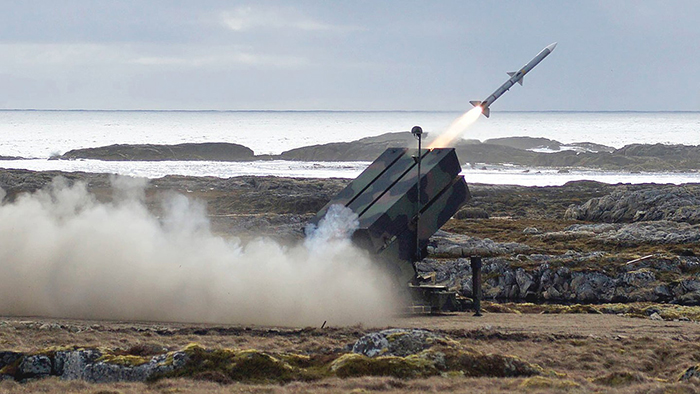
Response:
[352, 329, 443, 358]
[680, 364, 700, 381]
[18, 355, 51, 380]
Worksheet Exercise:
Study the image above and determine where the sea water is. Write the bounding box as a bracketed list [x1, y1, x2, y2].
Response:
[1, 110, 699, 186]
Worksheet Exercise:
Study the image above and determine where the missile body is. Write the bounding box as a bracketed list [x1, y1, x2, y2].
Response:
[470, 42, 557, 118]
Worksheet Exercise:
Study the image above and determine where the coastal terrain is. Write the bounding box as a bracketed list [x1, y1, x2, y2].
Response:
[1, 135, 700, 392]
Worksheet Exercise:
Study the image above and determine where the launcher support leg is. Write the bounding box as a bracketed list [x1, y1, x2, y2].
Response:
[471, 256, 482, 317]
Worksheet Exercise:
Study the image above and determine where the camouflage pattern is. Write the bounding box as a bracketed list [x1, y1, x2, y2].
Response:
[309, 148, 406, 223]
[309, 147, 471, 289]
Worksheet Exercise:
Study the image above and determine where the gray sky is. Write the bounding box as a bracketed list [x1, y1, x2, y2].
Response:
[1, 1, 698, 111]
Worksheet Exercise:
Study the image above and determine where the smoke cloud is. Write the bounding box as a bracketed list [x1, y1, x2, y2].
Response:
[0, 177, 398, 326]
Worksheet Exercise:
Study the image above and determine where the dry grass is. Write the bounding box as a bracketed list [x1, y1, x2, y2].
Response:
[2, 313, 700, 392]
[2, 375, 699, 394]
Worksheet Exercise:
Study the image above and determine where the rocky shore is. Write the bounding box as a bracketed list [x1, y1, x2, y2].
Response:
[38, 134, 700, 171]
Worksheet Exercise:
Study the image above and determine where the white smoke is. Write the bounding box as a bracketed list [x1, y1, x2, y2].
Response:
[0, 178, 398, 326]
[304, 204, 359, 249]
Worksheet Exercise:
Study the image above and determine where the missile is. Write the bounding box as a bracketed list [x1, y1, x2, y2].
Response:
[470, 42, 557, 118]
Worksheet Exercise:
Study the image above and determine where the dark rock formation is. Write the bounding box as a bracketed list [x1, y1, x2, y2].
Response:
[0, 347, 188, 383]
[680, 364, 700, 381]
[484, 136, 561, 151]
[615, 143, 700, 160]
[352, 329, 442, 357]
[419, 253, 700, 305]
[565, 185, 700, 224]
[32, 133, 700, 171]
[61, 142, 254, 161]
[279, 132, 418, 161]
[567, 142, 615, 153]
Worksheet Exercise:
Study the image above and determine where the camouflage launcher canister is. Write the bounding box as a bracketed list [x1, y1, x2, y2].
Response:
[307, 147, 470, 311]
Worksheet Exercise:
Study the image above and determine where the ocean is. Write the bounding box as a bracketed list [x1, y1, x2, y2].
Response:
[1, 110, 699, 186]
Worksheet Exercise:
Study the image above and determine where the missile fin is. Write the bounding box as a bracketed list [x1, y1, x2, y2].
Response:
[507, 72, 516, 77]
[517, 78, 523, 86]
[482, 107, 490, 118]
[469, 101, 482, 107]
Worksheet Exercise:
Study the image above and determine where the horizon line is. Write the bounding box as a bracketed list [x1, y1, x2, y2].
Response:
[1, 109, 698, 114]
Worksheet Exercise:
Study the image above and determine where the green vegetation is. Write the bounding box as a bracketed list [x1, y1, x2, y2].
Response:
[153, 344, 545, 384]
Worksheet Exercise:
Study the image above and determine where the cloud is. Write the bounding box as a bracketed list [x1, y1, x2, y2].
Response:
[0, 43, 130, 68]
[130, 51, 308, 69]
[0, 43, 308, 70]
[221, 5, 357, 32]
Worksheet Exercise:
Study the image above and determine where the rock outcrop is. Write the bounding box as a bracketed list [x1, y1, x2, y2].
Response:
[418, 254, 700, 305]
[565, 185, 700, 224]
[42, 133, 700, 171]
[61, 142, 254, 161]
[335, 329, 544, 379]
[0, 341, 544, 384]
[352, 329, 443, 357]
[0, 347, 188, 383]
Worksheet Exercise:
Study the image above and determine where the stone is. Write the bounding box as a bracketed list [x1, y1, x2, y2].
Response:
[352, 329, 443, 358]
[18, 355, 51, 379]
[649, 312, 663, 321]
[570, 272, 615, 303]
[57, 349, 188, 383]
[0, 351, 22, 369]
[679, 364, 700, 381]
[565, 186, 700, 224]
[515, 268, 535, 298]
[55, 349, 102, 379]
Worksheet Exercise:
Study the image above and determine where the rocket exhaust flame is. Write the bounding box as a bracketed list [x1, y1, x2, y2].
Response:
[428, 42, 556, 148]
[427, 106, 483, 149]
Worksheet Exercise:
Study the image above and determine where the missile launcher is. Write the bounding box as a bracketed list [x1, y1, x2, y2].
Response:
[308, 147, 470, 311]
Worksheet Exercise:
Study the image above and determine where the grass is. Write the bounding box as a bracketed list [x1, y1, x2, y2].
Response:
[480, 302, 700, 321]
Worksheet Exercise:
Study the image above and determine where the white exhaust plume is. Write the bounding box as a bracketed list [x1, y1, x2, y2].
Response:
[0, 177, 397, 326]
[428, 106, 483, 149]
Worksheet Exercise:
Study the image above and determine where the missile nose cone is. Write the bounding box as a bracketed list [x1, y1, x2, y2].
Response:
[546, 42, 557, 52]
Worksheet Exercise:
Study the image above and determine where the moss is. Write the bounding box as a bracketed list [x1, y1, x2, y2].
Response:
[168, 345, 299, 384]
[33, 345, 78, 358]
[125, 343, 166, 357]
[159, 344, 544, 384]
[482, 303, 521, 314]
[442, 348, 544, 378]
[385, 331, 408, 342]
[97, 354, 150, 367]
[560, 304, 604, 314]
[232, 350, 294, 382]
[329, 353, 438, 379]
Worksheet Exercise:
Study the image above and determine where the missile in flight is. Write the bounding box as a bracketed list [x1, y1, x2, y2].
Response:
[470, 42, 557, 118]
